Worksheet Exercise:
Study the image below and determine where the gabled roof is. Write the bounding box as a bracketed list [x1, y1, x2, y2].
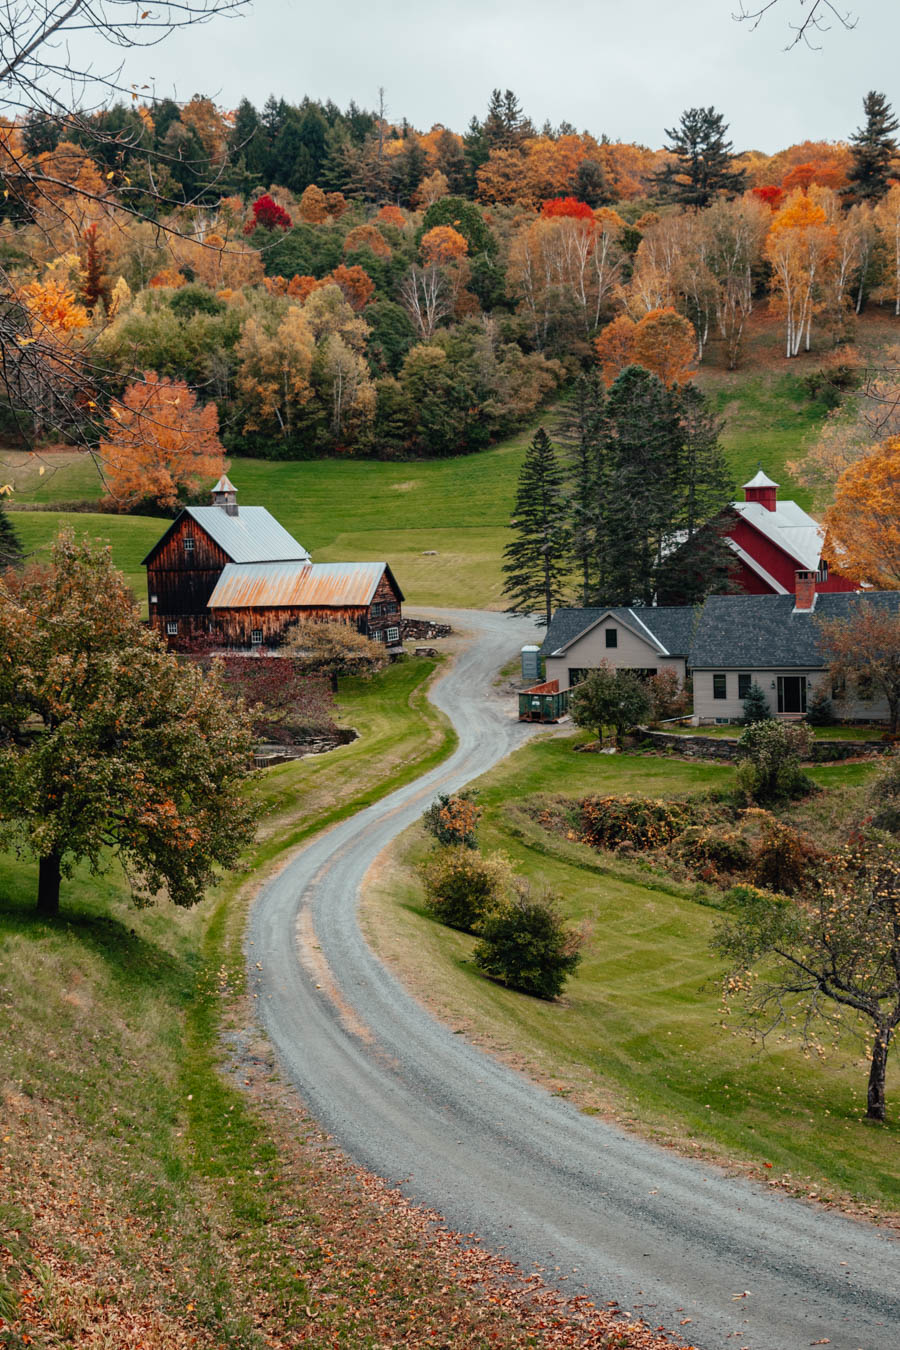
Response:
[541, 605, 698, 659]
[689, 591, 900, 669]
[142, 506, 309, 566]
[732, 498, 824, 572]
[208, 560, 403, 609]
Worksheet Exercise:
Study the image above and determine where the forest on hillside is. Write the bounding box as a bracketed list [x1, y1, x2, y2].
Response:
[2, 84, 900, 524]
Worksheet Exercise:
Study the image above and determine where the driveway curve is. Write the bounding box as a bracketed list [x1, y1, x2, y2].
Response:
[249, 610, 899, 1350]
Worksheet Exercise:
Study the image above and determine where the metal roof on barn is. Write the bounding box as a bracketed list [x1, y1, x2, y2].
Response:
[207, 560, 401, 609]
[141, 506, 310, 566]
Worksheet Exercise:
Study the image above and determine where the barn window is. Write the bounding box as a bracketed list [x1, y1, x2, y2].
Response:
[184, 536, 194, 554]
[386, 626, 400, 644]
[605, 628, 617, 648]
[166, 621, 178, 636]
[371, 602, 383, 618]
[250, 629, 263, 646]
[713, 673, 727, 700]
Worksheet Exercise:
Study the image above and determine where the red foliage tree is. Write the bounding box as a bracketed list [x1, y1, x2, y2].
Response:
[246, 193, 293, 233]
[751, 185, 785, 211]
[540, 197, 595, 220]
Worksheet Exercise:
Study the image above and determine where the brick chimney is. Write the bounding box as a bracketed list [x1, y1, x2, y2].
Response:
[211, 474, 238, 517]
[793, 569, 816, 612]
[743, 468, 778, 512]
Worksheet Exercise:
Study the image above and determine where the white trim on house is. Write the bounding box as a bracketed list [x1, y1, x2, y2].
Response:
[627, 608, 669, 654]
[550, 609, 667, 657]
[726, 539, 789, 594]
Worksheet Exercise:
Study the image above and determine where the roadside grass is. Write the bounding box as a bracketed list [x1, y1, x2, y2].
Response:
[5, 656, 597, 1349]
[364, 733, 900, 1217]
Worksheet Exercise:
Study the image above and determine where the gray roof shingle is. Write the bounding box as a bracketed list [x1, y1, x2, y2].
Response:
[689, 592, 900, 669]
[542, 605, 699, 659]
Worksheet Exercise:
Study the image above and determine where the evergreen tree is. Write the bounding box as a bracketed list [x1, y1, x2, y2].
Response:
[846, 91, 899, 202]
[741, 683, 772, 726]
[503, 427, 571, 627]
[560, 372, 607, 604]
[482, 89, 531, 150]
[657, 106, 746, 208]
[0, 500, 22, 570]
[462, 114, 490, 193]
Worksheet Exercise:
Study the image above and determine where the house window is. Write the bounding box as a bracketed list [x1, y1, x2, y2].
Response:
[832, 676, 846, 701]
[817, 560, 829, 583]
[738, 673, 752, 700]
[857, 673, 874, 702]
[605, 628, 617, 648]
[184, 536, 194, 554]
[386, 626, 400, 644]
[713, 673, 727, 700]
[166, 621, 178, 636]
[568, 668, 589, 687]
[250, 629, 263, 646]
[371, 602, 383, 618]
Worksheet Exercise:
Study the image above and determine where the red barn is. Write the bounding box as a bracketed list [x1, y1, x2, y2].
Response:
[725, 469, 858, 596]
[143, 476, 404, 648]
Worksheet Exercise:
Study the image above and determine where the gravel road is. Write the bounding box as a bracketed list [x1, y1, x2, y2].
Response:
[249, 610, 899, 1350]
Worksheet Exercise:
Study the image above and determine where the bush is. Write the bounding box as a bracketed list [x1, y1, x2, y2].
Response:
[806, 687, 834, 726]
[740, 683, 772, 726]
[420, 847, 511, 933]
[422, 792, 481, 848]
[752, 817, 817, 894]
[869, 752, 900, 834]
[570, 665, 651, 744]
[580, 795, 699, 851]
[736, 719, 814, 804]
[473, 883, 582, 999]
[647, 668, 690, 724]
[677, 828, 751, 877]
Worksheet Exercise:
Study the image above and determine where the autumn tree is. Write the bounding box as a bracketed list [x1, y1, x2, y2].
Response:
[824, 437, 900, 589]
[285, 620, 387, 690]
[503, 427, 571, 627]
[632, 308, 696, 386]
[247, 193, 293, 231]
[657, 107, 746, 208]
[846, 91, 899, 203]
[819, 597, 900, 732]
[714, 839, 900, 1122]
[593, 314, 637, 386]
[343, 224, 391, 260]
[235, 306, 315, 443]
[99, 373, 225, 510]
[0, 532, 257, 916]
[297, 184, 330, 223]
[765, 192, 837, 356]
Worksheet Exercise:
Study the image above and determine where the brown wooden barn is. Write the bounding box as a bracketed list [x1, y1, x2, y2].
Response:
[143, 476, 404, 648]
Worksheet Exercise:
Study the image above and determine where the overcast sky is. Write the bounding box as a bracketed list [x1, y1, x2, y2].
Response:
[74, 1, 897, 153]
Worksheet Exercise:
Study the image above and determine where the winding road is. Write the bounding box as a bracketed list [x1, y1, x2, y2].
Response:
[249, 610, 899, 1350]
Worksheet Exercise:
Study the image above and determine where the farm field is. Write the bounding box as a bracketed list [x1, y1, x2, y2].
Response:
[4, 310, 876, 609]
[364, 732, 900, 1216]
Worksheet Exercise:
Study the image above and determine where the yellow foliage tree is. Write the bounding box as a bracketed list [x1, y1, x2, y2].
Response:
[236, 307, 315, 439]
[824, 436, 900, 587]
[633, 307, 697, 386]
[421, 225, 469, 265]
[19, 276, 89, 335]
[765, 191, 837, 356]
[100, 373, 225, 509]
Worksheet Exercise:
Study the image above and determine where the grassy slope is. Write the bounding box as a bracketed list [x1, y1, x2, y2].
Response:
[364, 734, 900, 1216]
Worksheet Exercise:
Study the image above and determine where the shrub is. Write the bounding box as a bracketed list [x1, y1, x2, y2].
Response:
[740, 683, 772, 725]
[422, 792, 481, 848]
[647, 668, 690, 724]
[806, 687, 834, 726]
[752, 817, 818, 894]
[420, 847, 511, 933]
[580, 795, 698, 851]
[677, 828, 751, 877]
[570, 665, 651, 744]
[869, 752, 900, 834]
[473, 883, 582, 999]
[736, 719, 814, 804]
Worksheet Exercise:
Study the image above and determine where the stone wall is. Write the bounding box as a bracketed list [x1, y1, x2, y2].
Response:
[640, 728, 892, 763]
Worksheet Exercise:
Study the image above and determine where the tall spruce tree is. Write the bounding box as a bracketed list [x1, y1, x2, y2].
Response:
[560, 373, 607, 605]
[657, 107, 746, 208]
[0, 500, 21, 570]
[503, 428, 571, 627]
[846, 91, 899, 202]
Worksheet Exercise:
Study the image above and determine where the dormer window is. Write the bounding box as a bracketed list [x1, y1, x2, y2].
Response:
[184, 536, 195, 555]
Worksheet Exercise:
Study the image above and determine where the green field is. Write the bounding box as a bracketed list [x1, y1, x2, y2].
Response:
[3, 354, 838, 610]
[365, 733, 900, 1215]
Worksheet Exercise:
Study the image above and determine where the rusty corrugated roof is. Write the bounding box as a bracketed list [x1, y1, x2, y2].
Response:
[207, 561, 391, 609]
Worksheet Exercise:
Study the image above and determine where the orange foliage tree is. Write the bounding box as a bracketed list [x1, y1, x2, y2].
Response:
[376, 204, 406, 228]
[593, 314, 637, 385]
[824, 436, 900, 588]
[298, 184, 330, 223]
[19, 277, 89, 335]
[100, 373, 225, 510]
[343, 224, 391, 260]
[632, 307, 696, 385]
[765, 192, 837, 356]
[421, 225, 468, 265]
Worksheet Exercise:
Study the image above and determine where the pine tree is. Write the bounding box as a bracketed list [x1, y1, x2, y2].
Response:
[846, 91, 899, 202]
[560, 373, 607, 605]
[0, 500, 23, 570]
[657, 107, 746, 208]
[503, 428, 571, 627]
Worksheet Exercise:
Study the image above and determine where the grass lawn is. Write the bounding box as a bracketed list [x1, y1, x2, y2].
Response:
[364, 732, 900, 1217]
[12, 509, 163, 608]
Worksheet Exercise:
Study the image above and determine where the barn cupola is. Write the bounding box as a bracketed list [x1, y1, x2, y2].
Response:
[743, 468, 778, 512]
[211, 474, 238, 517]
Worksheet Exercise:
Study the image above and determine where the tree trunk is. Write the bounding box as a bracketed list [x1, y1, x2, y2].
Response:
[866, 1030, 890, 1121]
[37, 851, 61, 917]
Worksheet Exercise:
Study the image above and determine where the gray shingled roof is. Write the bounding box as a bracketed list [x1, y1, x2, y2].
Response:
[142, 506, 310, 566]
[542, 606, 699, 658]
[689, 592, 900, 668]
